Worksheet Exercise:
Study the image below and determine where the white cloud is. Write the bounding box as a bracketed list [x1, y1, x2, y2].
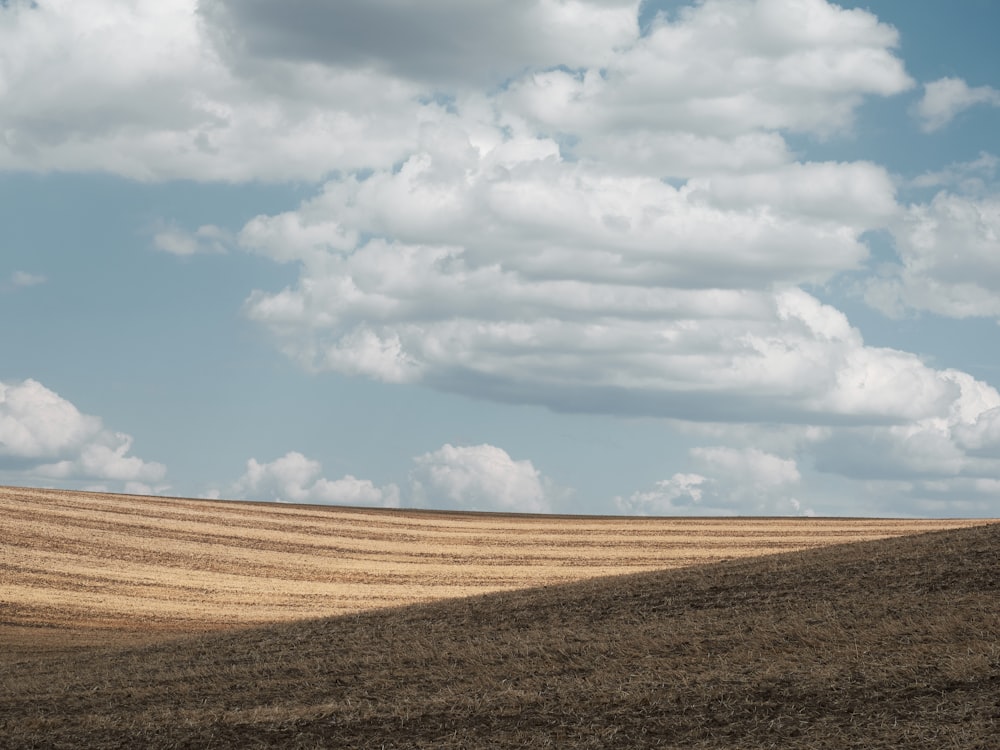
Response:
[243, 171, 964, 424]
[10, 271, 46, 287]
[411, 443, 553, 513]
[915, 77, 1000, 133]
[36, 433, 167, 484]
[0, 378, 166, 485]
[0, 0, 433, 181]
[814, 369, 1000, 481]
[692, 161, 898, 223]
[502, 0, 911, 167]
[5, 0, 996, 518]
[657, 377, 1000, 516]
[240, 144, 890, 287]
[866, 191, 1000, 320]
[666, 370, 1000, 515]
[204, 18, 926, 432]
[0, 378, 101, 460]
[623, 402, 1000, 516]
[617, 446, 805, 516]
[227, 451, 400, 506]
[614, 473, 709, 515]
[0, 0, 911, 183]
[153, 223, 231, 256]
[691, 446, 801, 488]
[909, 152, 997, 195]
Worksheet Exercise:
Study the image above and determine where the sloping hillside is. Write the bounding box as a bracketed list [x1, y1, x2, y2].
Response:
[2, 521, 997, 749]
[2, 484, 977, 655]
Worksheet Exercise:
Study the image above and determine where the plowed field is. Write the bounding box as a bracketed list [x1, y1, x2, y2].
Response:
[1, 485, 987, 657]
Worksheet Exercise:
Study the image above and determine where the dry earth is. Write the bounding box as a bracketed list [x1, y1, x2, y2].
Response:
[0, 485, 987, 658]
[1, 511, 997, 749]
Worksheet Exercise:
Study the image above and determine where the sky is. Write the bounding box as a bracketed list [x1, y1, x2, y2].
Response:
[1, 0, 999, 517]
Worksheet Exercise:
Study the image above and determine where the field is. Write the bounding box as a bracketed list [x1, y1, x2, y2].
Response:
[1, 485, 980, 653]
[1, 485, 997, 748]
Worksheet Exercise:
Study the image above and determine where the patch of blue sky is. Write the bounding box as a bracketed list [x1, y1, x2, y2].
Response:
[1, 0, 997, 515]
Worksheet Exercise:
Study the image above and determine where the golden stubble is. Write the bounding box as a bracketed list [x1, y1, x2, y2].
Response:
[1, 485, 989, 650]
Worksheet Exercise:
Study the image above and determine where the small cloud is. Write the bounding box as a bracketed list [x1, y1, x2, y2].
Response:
[789, 498, 816, 518]
[225, 451, 400, 506]
[152, 222, 231, 256]
[691, 446, 801, 489]
[908, 151, 997, 195]
[10, 271, 46, 287]
[617, 447, 807, 516]
[914, 77, 1000, 133]
[615, 473, 708, 516]
[411, 443, 553, 513]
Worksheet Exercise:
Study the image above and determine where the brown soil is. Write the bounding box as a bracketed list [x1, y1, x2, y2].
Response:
[1, 486, 996, 748]
[1, 485, 980, 656]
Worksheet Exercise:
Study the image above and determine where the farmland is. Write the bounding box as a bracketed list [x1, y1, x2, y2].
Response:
[0, 485, 982, 654]
[1, 485, 997, 748]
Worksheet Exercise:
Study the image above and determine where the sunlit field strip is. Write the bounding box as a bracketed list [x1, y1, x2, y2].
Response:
[3, 495, 959, 551]
[8, 509, 920, 565]
[9, 484, 958, 535]
[1, 486, 987, 641]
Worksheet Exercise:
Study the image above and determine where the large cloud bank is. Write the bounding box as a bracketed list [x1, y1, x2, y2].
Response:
[2, 0, 998, 513]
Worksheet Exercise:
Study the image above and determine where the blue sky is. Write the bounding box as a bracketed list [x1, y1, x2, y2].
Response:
[1, 0, 998, 516]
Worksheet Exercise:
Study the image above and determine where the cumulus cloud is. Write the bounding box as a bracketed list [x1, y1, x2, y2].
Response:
[0, 0, 433, 180]
[218, 0, 928, 432]
[909, 152, 997, 195]
[654, 377, 1000, 516]
[0, 0, 911, 183]
[623, 399, 1000, 515]
[227, 451, 400, 506]
[0, 379, 102, 460]
[675, 372, 1000, 515]
[411, 443, 553, 513]
[243, 171, 962, 425]
[0, 378, 166, 486]
[5, 0, 996, 516]
[152, 222, 231, 256]
[616, 447, 805, 516]
[814, 370, 1000, 481]
[915, 77, 1000, 133]
[614, 473, 709, 515]
[36, 434, 167, 484]
[502, 0, 911, 172]
[866, 191, 1000, 320]
[691, 446, 801, 488]
[9, 271, 46, 287]
[241, 145, 891, 286]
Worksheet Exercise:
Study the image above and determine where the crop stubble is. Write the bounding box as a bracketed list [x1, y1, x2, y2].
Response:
[0, 485, 985, 658]
[2, 519, 998, 749]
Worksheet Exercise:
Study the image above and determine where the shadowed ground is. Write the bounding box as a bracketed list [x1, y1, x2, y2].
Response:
[1, 504, 997, 748]
[2, 485, 978, 656]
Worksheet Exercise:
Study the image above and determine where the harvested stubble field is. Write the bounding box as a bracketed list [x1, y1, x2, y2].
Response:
[1, 486, 997, 748]
[1, 485, 979, 653]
